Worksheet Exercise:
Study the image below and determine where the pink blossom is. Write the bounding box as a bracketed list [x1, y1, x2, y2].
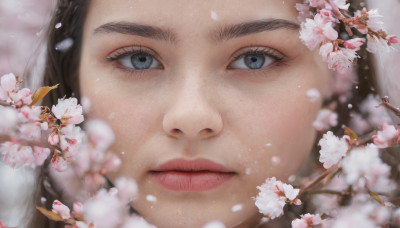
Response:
[367, 35, 392, 53]
[344, 38, 365, 51]
[84, 189, 126, 228]
[48, 132, 60, 145]
[72, 201, 84, 218]
[326, 48, 358, 73]
[312, 109, 338, 131]
[329, 0, 350, 10]
[325, 201, 390, 228]
[51, 152, 69, 172]
[300, 13, 338, 50]
[388, 35, 398, 44]
[0, 106, 18, 133]
[254, 177, 301, 219]
[373, 123, 400, 148]
[18, 105, 41, 122]
[291, 213, 322, 228]
[103, 153, 122, 172]
[18, 122, 42, 142]
[86, 119, 115, 150]
[318, 131, 349, 169]
[121, 216, 157, 228]
[52, 200, 71, 220]
[60, 125, 84, 157]
[10, 88, 32, 106]
[51, 98, 84, 125]
[1, 142, 35, 168]
[341, 144, 394, 193]
[319, 42, 334, 62]
[33, 146, 51, 166]
[0, 73, 16, 92]
[115, 177, 138, 203]
[366, 9, 385, 33]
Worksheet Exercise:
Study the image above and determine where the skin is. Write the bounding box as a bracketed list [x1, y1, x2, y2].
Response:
[79, 0, 331, 227]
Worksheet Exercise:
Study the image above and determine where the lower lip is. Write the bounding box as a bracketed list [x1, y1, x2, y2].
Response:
[150, 171, 234, 191]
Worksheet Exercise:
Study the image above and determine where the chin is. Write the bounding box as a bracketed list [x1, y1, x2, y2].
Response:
[132, 198, 263, 228]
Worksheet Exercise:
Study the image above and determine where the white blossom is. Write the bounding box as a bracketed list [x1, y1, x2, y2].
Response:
[318, 131, 349, 169]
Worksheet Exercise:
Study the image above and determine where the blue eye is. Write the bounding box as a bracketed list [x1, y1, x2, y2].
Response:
[230, 53, 274, 70]
[119, 52, 161, 70]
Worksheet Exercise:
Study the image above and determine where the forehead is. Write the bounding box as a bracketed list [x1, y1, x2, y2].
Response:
[85, 0, 299, 32]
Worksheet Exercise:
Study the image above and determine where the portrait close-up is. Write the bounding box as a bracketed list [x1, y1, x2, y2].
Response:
[0, 0, 400, 227]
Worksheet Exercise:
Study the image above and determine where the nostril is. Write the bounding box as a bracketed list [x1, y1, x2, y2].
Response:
[171, 128, 183, 135]
[200, 128, 213, 135]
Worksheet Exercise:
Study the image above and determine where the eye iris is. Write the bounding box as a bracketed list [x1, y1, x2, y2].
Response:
[244, 54, 265, 69]
[131, 53, 153, 69]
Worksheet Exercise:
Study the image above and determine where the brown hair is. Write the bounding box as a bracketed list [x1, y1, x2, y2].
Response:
[42, 0, 89, 107]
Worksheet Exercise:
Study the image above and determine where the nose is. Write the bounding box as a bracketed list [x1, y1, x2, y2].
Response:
[162, 82, 223, 140]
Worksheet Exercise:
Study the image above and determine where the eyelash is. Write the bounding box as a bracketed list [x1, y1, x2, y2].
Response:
[106, 46, 286, 72]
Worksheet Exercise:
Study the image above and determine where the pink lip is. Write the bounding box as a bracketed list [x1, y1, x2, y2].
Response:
[149, 158, 236, 192]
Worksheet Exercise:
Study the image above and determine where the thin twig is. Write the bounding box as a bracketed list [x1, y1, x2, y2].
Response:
[379, 97, 400, 119]
[299, 165, 339, 195]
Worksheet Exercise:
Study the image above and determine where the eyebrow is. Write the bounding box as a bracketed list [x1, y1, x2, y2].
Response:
[214, 19, 299, 41]
[93, 19, 299, 43]
[93, 21, 177, 42]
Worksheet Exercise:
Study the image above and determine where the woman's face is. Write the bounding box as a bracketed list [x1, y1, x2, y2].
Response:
[79, 0, 330, 227]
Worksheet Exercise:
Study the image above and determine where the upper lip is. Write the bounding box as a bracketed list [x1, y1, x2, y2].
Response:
[150, 158, 235, 173]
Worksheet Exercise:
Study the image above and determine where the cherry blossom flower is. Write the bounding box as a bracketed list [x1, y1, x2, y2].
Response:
[121, 216, 157, 228]
[326, 47, 358, 73]
[312, 109, 338, 131]
[51, 98, 84, 125]
[254, 177, 301, 220]
[72, 202, 84, 219]
[373, 123, 400, 148]
[366, 35, 392, 53]
[1, 142, 35, 168]
[0, 73, 16, 93]
[365, 9, 385, 33]
[115, 177, 138, 203]
[291, 213, 322, 228]
[323, 200, 391, 228]
[18, 105, 41, 122]
[86, 119, 115, 150]
[51, 152, 69, 172]
[341, 144, 394, 193]
[300, 13, 338, 50]
[18, 122, 42, 142]
[9, 88, 32, 106]
[329, 0, 350, 11]
[344, 38, 365, 51]
[84, 189, 126, 228]
[32, 146, 51, 166]
[318, 131, 349, 169]
[52, 200, 71, 220]
[0, 106, 18, 132]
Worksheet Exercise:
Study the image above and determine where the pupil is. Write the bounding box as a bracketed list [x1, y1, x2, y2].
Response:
[244, 54, 265, 69]
[131, 53, 153, 69]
